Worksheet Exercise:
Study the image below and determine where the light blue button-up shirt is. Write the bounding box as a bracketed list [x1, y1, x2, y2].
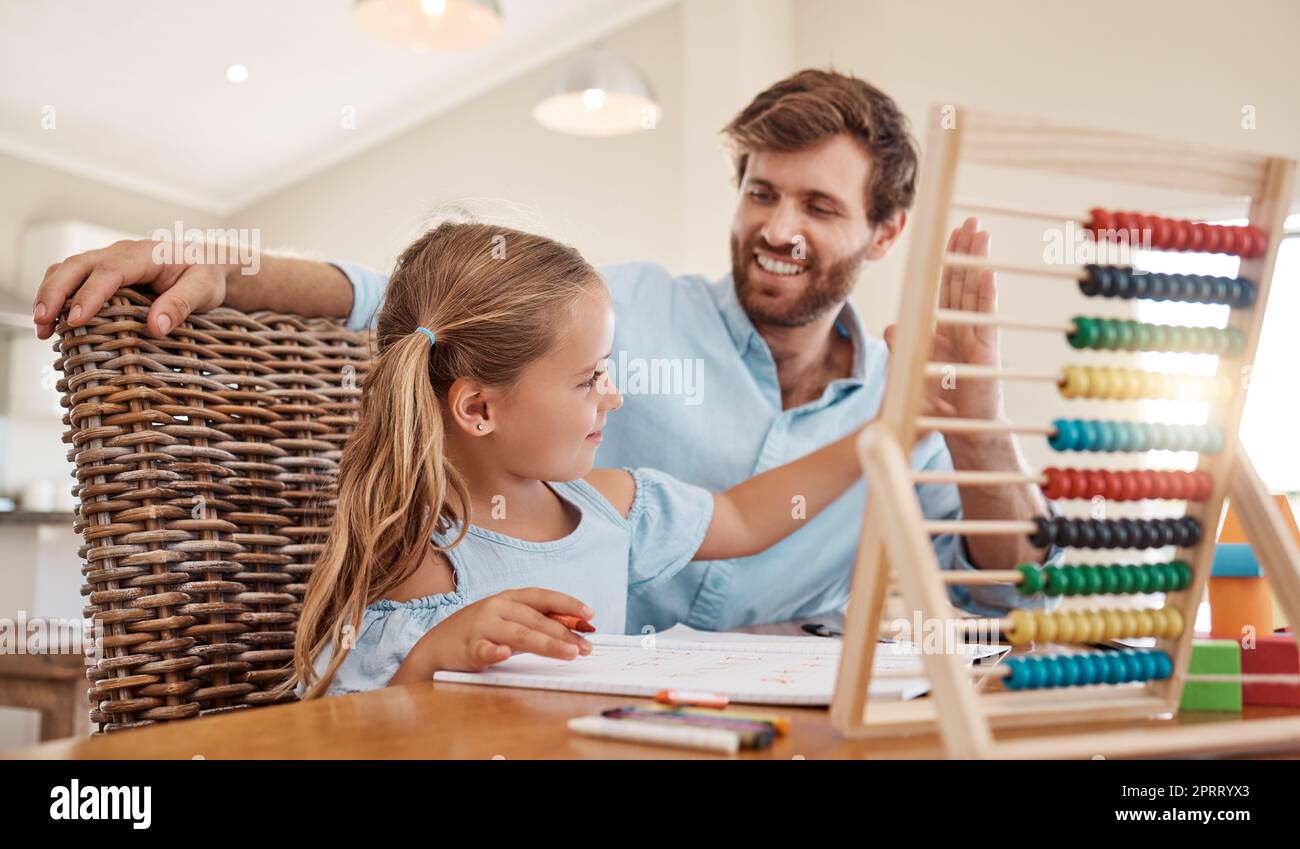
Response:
[335, 259, 1057, 632]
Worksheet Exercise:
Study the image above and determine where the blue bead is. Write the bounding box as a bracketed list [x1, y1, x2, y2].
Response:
[1004, 657, 1027, 690]
[1135, 651, 1157, 682]
[1104, 653, 1125, 684]
[1044, 657, 1065, 688]
[1050, 418, 1073, 451]
[1097, 421, 1116, 452]
[1081, 420, 1102, 452]
[1206, 426, 1223, 454]
[1059, 655, 1081, 688]
[1152, 652, 1173, 680]
[1077, 654, 1098, 686]
[1116, 421, 1136, 452]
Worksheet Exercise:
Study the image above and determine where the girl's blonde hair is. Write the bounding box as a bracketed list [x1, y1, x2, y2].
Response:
[286, 221, 603, 699]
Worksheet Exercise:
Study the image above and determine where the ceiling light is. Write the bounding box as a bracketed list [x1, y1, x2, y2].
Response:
[534, 49, 662, 137]
[226, 64, 249, 83]
[353, 0, 504, 52]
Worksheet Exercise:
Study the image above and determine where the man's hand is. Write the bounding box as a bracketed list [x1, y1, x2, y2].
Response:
[884, 216, 1003, 424]
[33, 239, 234, 341]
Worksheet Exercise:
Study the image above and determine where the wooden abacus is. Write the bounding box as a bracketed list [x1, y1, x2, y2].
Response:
[831, 106, 1300, 758]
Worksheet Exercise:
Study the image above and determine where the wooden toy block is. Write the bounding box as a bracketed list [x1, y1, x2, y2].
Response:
[1180, 639, 1243, 712]
[1209, 578, 1274, 640]
[1241, 632, 1300, 707]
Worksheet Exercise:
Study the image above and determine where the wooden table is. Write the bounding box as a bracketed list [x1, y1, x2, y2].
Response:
[7, 616, 1300, 759]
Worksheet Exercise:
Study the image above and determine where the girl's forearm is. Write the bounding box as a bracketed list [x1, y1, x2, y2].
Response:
[698, 426, 865, 560]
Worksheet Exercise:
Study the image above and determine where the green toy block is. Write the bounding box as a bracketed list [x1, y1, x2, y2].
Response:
[1179, 639, 1243, 712]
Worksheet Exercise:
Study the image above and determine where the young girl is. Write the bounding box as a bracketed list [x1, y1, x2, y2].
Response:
[288, 221, 869, 699]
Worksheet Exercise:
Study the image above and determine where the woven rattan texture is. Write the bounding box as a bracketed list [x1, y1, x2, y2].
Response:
[52, 287, 372, 733]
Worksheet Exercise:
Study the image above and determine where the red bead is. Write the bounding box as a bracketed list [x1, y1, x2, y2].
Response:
[1085, 470, 1108, 500]
[1169, 219, 1191, 251]
[1202, 223, 1223, 253]
[1088, 208, 1113, 235]
[1141, 470, 1162, 499]
[1150, 217, 1171, 249]
[1218, 227, 1240, 255]
[1187, 221, 1206, 252]
[1247, 226, 1268, 258]
[1121, 471, 1142, 501]
[1194, 471, 1214, 501]
[1067, 468, 1089, 500]
[1167, 471, 1189, 501]
[1043, 467, 1064, 499]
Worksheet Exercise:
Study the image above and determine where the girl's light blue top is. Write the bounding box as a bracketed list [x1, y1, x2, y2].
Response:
[303, 469, 713, 697]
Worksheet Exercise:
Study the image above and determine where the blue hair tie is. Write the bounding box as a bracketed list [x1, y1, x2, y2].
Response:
[413, 327, 437, 346]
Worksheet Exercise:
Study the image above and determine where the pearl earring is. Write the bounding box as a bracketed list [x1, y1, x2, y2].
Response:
[476, 423, 485, 431]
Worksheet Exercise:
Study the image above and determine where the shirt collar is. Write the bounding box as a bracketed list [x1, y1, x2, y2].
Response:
[710, 272, 870, 386]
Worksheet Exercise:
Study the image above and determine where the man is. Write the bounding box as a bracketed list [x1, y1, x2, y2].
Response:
[33, 69, 1057, 634]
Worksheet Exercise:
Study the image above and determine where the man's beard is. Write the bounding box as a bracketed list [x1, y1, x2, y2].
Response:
[730, 234, 868, 328]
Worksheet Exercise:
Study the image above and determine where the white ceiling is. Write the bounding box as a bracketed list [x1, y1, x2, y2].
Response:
[0, 0, 675, 215]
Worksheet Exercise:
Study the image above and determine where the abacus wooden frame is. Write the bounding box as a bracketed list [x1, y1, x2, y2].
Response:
[829, 106, 1300, 759]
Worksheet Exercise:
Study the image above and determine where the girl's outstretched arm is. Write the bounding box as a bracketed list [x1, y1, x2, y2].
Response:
[693, 423, 869, 561]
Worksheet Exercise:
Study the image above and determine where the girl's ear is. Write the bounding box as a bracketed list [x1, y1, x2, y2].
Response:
[446, 377, 496, 436]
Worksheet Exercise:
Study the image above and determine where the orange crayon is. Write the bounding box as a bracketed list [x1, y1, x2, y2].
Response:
[548, 613, 595, 633]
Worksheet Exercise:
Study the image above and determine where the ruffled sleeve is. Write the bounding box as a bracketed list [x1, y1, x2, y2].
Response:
[625, 467, 715, 591]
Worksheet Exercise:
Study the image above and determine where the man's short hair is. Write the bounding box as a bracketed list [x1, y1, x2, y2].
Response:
[722, 69, 920, 226]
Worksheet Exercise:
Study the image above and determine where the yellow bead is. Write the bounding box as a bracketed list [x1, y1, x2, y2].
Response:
[1118, 609, 1139, 638]
[1060, 366, 1085, 399]
[1033, 611, 1058, 643]
[1119, 369, 1142, 400]
[1087, 366, 1110, 399]
[1134, 609, 1156, 637]
[1071, 611, 1093, 643]
[1102, 610, 1125, 640]
[1007, 609, 1036, 646]
[1055, 611, 1077, 643]
[1163, 606, 1184, 638]
[1148, 609, 1168, 637]
[1143, 371, 1164, 399]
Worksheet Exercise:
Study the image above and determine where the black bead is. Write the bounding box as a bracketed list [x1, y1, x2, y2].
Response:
[1102, 267, 1123, 298]
[1131, 520, 1153, 549]
[1060, 519, 1082, 548]
[1077, 520, 1099, 549]
[1030, 516, 1056, 548]
[1152, 520, 1175, 548]
[1238, 279, 1257, 308]
[1110, 521, 1132, 549]
[1080, 265, 1105, 297]
[1209, 276, 1229, 304]
[1147, 272, 1168, 301]
[1130, 271, 1151, 299]
[1183, 516, 1203, 545]
[1164, 274, 1186, 301]
[1094, 521, 1115, 549]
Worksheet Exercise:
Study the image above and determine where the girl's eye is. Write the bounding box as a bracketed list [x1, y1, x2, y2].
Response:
[581, 370, 605, 389]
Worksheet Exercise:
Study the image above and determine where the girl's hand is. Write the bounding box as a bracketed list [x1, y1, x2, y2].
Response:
[424, 589, 596, 673]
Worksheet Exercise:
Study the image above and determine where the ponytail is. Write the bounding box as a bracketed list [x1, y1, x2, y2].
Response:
[287, 329, 469, 699]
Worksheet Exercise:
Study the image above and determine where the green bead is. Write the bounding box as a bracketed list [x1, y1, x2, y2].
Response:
[1169, 325, 1190, 353]
[1118, 565, 1138, 594]
[1172, 560, 1193, 590]
[1226, 328, 1245, 355]
[1152, 324, 1171, 351]
[1134, 322, 1154, 351]
[1134, 565, 1153, 593]
[1099, 319, 1121, 350]
[1154, 561, 1175, 590]
[1116, 320, 1137, 350]
[1068, 318, 1091, 349]
[1044, 565, 1065, 596]
[1081, 565, 1104, 595]
[1016, 563, 1045, 595]
[1101, 565, 1121, 594]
